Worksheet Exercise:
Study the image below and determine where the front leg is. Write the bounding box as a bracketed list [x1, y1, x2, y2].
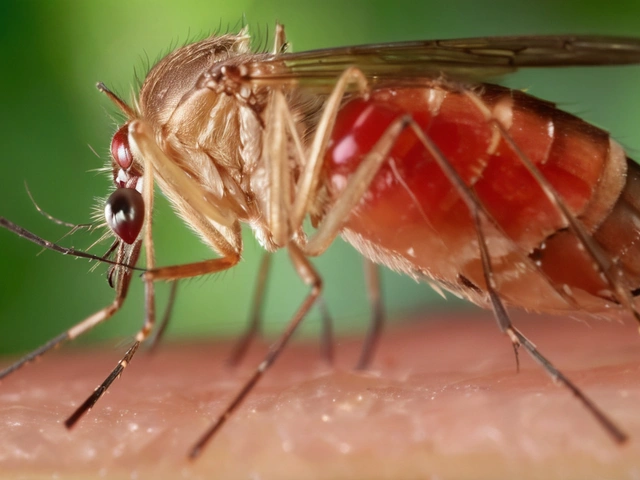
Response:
[65, 118, 245, 428]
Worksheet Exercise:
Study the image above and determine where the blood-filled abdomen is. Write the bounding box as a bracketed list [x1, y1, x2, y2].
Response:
[323, 83, 640, 313]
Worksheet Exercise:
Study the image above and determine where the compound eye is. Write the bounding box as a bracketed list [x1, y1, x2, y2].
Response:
[104, 188, 145, 244]
[111, 125, 133, 170]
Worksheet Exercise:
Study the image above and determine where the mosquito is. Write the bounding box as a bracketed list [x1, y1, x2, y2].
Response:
[2, 25, 640, 459]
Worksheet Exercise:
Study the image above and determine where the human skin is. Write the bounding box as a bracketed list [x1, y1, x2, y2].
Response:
[1, 312, 639, 480]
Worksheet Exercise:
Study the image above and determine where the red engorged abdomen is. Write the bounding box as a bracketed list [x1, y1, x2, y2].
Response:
[324, 85, 621, 312]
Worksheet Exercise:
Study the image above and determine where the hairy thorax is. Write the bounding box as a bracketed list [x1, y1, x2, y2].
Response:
[135, 32, 322, 252]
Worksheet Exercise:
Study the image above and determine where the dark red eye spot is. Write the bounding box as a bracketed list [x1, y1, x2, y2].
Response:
[104, 188, 145, 244]
[111, 124, 133, 170]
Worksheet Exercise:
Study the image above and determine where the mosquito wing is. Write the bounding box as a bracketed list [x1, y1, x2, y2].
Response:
[244, 35, 640, 89]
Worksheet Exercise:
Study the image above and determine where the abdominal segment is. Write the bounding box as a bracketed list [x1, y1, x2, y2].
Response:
[324, 83, 636, 313]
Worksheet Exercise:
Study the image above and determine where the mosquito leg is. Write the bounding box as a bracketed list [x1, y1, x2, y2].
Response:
[148, 280, 179, 353]
[304, 115, 413, 255]
[66, 260, 244, 430]
[65, 340, 140, 428]
[189, 243, 323, 459]
[266, 87, 404, 367]
[227, 253, 272, 366]
[0, 241, 140, 381]
[472, 207, 628, 444]
[260, 92, 337, 363]
[356, 259, 384, 370]
[263, 92, 293, 247]
[220, 68, 370, 241]
[129, 120, 238, 230]
[288, 67, 370, 231]
[66, 150, 160, 429]
[226, 251, 334, 366]
[317, 296, 335, 364]
[65, 258, 241, 429]
[66, 275, 154, 429]
[408, 120, 628, 445]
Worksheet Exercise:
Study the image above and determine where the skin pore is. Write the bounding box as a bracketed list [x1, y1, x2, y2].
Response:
[1, 310, 639, 479]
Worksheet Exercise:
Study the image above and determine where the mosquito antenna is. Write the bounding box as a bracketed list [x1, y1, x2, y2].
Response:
[24, 181, 105, 260]
[0, 217, 144, 271]
[25, 181, 93, 232]
[96, 82, 136, 118]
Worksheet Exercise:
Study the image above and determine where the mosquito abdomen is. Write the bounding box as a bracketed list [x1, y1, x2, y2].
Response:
[324, 83, 632, 313]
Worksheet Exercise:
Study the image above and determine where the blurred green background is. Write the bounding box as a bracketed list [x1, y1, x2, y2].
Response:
[1, 0, 640, 355]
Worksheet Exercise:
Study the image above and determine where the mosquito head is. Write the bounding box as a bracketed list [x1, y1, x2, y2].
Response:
[95, 83, 145, 245]
[104, 123, 145, 245]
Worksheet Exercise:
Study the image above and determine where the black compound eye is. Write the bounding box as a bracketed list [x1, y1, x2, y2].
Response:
[104, 188, 145, 244]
